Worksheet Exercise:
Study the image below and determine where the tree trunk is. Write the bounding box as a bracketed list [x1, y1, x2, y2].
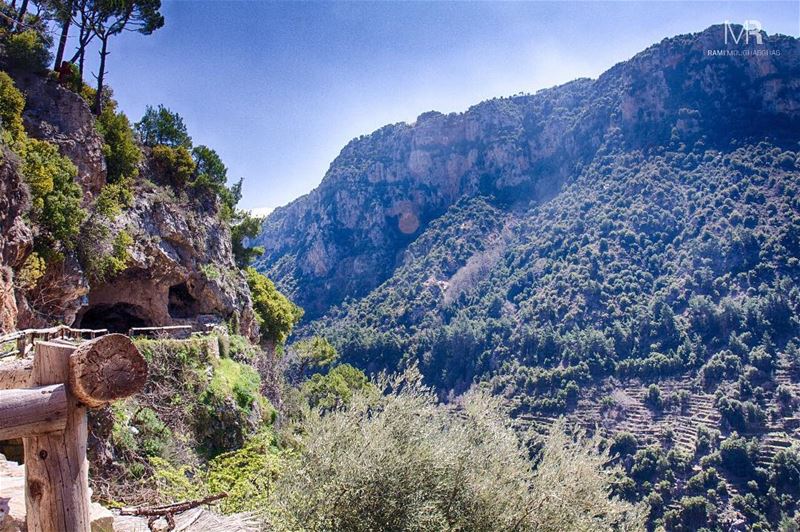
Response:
[15, 0, 28, 31]
[93, 35, 109, 115]
[53, 2, 73, 71]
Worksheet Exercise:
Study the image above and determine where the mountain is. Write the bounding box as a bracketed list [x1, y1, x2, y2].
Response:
[255, 25, 798, 321]
[255, 25, 800, 529]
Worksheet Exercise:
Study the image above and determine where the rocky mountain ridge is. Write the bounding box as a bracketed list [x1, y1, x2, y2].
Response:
[254, 24, 800, 320]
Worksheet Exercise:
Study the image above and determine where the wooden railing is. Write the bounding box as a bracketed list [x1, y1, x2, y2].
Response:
[0, 334, 147, 531]
[0, 325, 108, 359]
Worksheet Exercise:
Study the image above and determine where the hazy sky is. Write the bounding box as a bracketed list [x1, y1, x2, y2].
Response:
[82, 1, 799, 213]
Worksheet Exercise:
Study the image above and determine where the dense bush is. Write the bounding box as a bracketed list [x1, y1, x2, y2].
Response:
[4, 29, 51, 71]
[265, 372, 644, 531]
[301, 363, 372, 410]
[151, 145, 195, 188]
[0, 71, 24, 142]
[245, 267, 303, 345]
[96, 105, 141, 183]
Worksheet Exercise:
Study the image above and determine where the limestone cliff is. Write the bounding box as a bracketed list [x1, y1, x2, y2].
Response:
[254, 25, 800, 320]
[0, 70, 257, 339]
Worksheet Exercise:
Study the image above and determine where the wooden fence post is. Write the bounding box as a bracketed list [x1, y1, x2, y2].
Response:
[23, 341, 91, 532]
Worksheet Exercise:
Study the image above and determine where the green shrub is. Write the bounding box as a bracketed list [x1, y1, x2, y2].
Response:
[302, 363, 373, 410]
[720, 434, 758, 474]
[15, 252, 46, 289]
[20, 138, 85, 256]
[96, 106, 141, 183]
[197, 358, 272, 457]
[199, 263, 220, 281]
[205, 431, 283, 513]
[5, 29, 51, 71]
[610, 431, 639, 458]
[79, 226, 133, 283]
[205, 358, 262, 412]
[151, 145, 195, 188]
[266, 372, 644, 531]
[644, 384, 663, 411]
[245, 267, 303, 345]
[94, 179, 134, 218]
[153, 430, 284, 514]
[0, 71, 25, 143]
[226, 334, 259, 362]
[231, 209, 264, 267]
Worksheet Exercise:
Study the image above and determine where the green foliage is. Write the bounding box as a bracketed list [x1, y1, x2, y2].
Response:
[135, 104, 192, 148]
[0, 71, 25, 143]
[266, 371, 644, 531]
[94, 178, 134, 218]
[719, 433, 759, 474]
[644, 384, 663, 411]
[770, 448, 800, 496]
[99, 337, 274, 504]
[197, 357, 273, 457]
[20, 138, 85, 257]
[199, 263, 220, 281]
[79, 226, 133, 283]
[205, 431, 284, 513]
[245, 267, 303, 345]
[112, 404, 173, 460]
[226, 334, 260, 362]
[204, 358, 262, 412]
[291, 335, 338, 372]
[5, 29, 51, 71]
[610, 432, 639, 458]
[15, 252, 46, 289]
[96, 106, 141, 183]
[151, 145, 195, 188]
[153, 431, 284, 514]
[190, 145, 242, 220]
[301, 363, 372, 410]
[231, 209, 264, 267]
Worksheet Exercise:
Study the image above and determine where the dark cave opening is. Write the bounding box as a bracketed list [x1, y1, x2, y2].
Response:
[168, 282, 199, 319]
[77, 303, 150, 333]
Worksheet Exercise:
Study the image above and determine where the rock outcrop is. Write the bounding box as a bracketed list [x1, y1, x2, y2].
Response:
[75, 179, 258, 338]
[11, 71, 106, 200]
[254, 25, 800, 319]
[0, 68, 257, 339]
[0, 148, 30, 333]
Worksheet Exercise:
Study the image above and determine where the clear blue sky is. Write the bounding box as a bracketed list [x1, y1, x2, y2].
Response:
[78, 1, 799, 213]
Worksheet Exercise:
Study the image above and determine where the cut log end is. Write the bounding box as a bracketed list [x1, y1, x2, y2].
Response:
[68, 333, 148, 408]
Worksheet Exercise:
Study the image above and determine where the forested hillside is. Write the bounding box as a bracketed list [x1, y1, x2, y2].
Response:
[257, 25, 800, 530]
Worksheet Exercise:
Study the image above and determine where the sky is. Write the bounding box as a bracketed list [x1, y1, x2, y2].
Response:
[75, 1, 800, 214]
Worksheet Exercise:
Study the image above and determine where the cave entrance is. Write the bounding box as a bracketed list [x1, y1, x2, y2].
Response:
[168, 282, 199, 319]
[77, 303, 150, 333]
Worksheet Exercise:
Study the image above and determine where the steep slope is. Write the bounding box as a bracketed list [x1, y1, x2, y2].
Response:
[257, 26, 800, 529]
[255, 24, 799, 321]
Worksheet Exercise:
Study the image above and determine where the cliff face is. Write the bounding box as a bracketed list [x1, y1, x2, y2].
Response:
[254, 25, 800, 319]
[0, 72, 257, 339]
[75, 178, 258, 337]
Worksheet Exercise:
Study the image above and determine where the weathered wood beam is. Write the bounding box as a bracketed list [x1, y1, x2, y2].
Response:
[0, 357, 33, 390]
[24, 341, 92, 532]
[0, 384, 68, 440]
[68, 333, 148, 408]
